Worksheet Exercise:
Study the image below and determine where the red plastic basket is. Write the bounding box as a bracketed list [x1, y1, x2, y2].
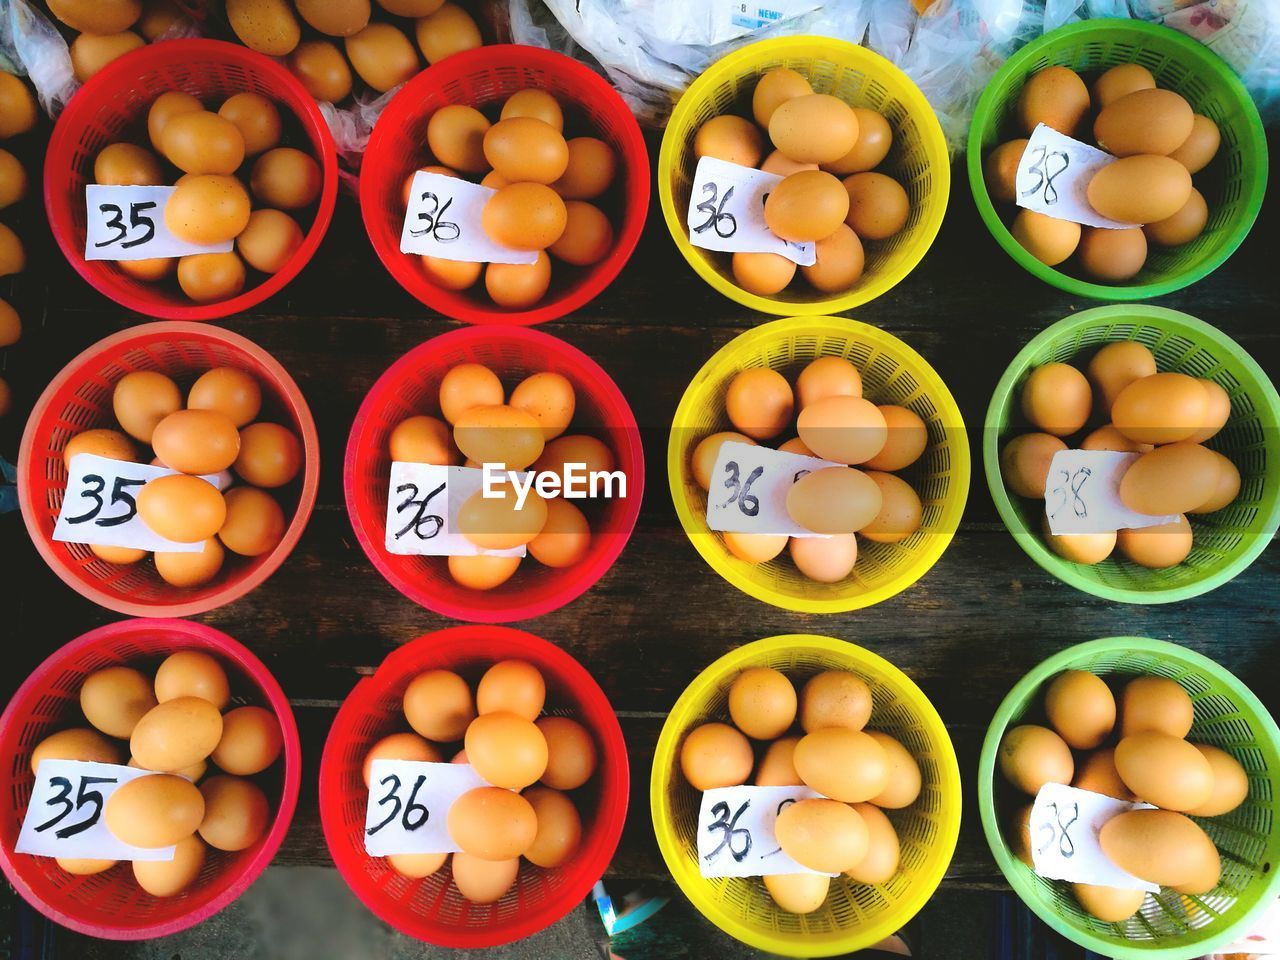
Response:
[318, 624, 629, 948]
[44, 39, 338, 321]
[0, 619, 302, 940]
[343, 325, 643, 622]
[359, 45, 649, 326]
[17, 322, 320, 618]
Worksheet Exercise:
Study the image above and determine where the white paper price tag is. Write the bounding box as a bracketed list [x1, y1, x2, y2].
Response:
[1044, 449, 1179, 536]
[705, 440, 839, 537]
[697, 785, 827, 878]
[363, 760, 488, 856]
[1015, 125, 1136, 229]
[384, 461, 526, 558]
[16, 760, 176, 861]
[686, 157, 816, 265]
[398, 171, 540, 264]
[1029, 783, 1157, 891]
[53, 454, 228, 553]
[84, 185, 233, 261]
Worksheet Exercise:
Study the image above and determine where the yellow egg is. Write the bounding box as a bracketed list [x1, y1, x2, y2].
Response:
[250, 148, 321, 211]
[160, 110, 245, 176]
[59, 857, 118, 876]
[1078, 226, 1147, 282]
[90, 543, 148, 565]
[866, 731, 921, 808]
[537, 716, 597, 790]
[453, 404, 545, 470]
[483, 117, 568, 185]
[845, 802, 900, 883]
[860, 471, 922, 544]
[1020, 362, 1091, 436]
[133, 834, 205, 897]
[1092, 64, 1155, 108]
[693, 115, 764, 168]
[1168, 114, 1220, 174]
[775, 797, 868, 873]
[998, 724, 1073, 794]
[760, 150, 817, 177]
[1073, 747, 1133, 800]
[119, 257, 175, 282]
[789, 533, 857, 582]
[787, 467, 882, 534]
[1044, 670, 1115, 750]
[731, 251, 795, 296]
[864, 405, 927, 472]
[155, 650, 230, 709]
[1119, 442, 1220, 515]
[1087, 155, 1192, 224]
[152, 408, 241, 475]
[1145, 187, 1208, 247]
[727, 667, 796, 741]
[198, 775, 269, 851]
[984, 139, 1030, 205]
[0, 73, 38, 139]
[212, 705, 282, 775]
[1073, 883, 1146, 923]
[287, 40, 353, 101]
[105, 773, 205, 847]
[1001, 432, 1068, 498]
[794, 727, 889, 802]
[796, 356, 861, 408]
[1187, 744, 1249, 817]
[165, 174, 251, 245]
[501, 89, 562, 130]
[425, 104, 489, 173]
[233, 208, 302, 275]
[755, 736, 802, 786]
[799, 671, 871, 732]
[1117, 515, 1193, 568]
[1086, 341, 1157, 415]
[31, 728, 123, 775]
[679, 722, 752, 790]
[763, 873, 829, 914]
[752, 67, 812, 127]
[388, 414, 455, 465]
[296, 0, 369, 36]
[130, 696, 223, 771]
[362, 732, 440, 788]
[476, 660, 546, 720]
[234, 422, 303, 487]
[80, 666, 157, 739]
[178, 252, 246, 303]
[1119, 675, 1194, 738]
[421, 254, 481, 290]
[439, 363, 503, 424]
[722, 530, 787, 564]
[188, 368, 262, 427]
[1113, 372, 1207, 444]
[824, 108, 893, 175]
[509, 371, 576, 440]
[386, 851, 447, 878]
[138, 474, 226, 542]
[691, 432, 754, 490]
[451, 852, 518, 904]
[1094, 88, 1193, 157]
[763, 170, 848, 243]
[800, 224, 863, 293]
[448, 553, 521, 590]
[551, 138, 616, 200]
[486, 251, 553, 308]
[1009, 802, 1034, 867]
[155, 537, 225, 587]
[533, 434, 615, 488]
[1011, 209, 1080, 266]
[413, 3, 482, 65]
[482, 183, 567, 251]
[64, 428, 138, 467]
[1042, 518, 1117, 566]
[464, 711, 548, 790]
[1017, 65, 1089, 135]
[797, 395, 887, 464]
[70, 32, 145, 84]
[225, 0, 301, 56]
[547, 200, 612, 266]
[218, 486, 285, 556]
[724, 368, 794, 440]
[94, 143, 164, 187]
[843, 172, 909, 240]
[48, 0, 140, 32]
[1099, 809, 1219, 889]
[345, 23, 419, 93]
[1189, 451, 1239, 514]
[403, 669, 475, 741]
[769, 94, 858, 165]
[1114, 731, 1214, 811]
[522, 786, 581, 868]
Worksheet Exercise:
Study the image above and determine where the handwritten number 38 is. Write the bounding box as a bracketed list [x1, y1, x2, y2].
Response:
[1020, 145, 1070, 206]
[410, 192, 461, 242]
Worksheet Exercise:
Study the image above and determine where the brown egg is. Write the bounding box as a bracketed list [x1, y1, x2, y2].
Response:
[424, 105, 489, 174]
[1189, 451, 1239, 514]
[693, 115, 764, 168]
[864, 406, 927, 472]
[130, 696, 223, 772]
[138, 474, 226, 543]
[691, 432, 755, 490]
[105, 773, 204, 847]
[482, 183, 566, 250]
[234, 422, 303, 487]
[0, 73, 38, 139]
[1098, 809, 1219, 889]
[31, 728, 122, 774]
[484, 118, 568, 185]
[155, 650, 230, 709]
[465, 711, 548, 789]
[159, 111, 245, 176]
[0, 223, 22, 278]
[1078, 226, 1147, 282]
[1020, 362, 1091, 436]
[212, 705, 282, 775]
[1113, 372, 1207, 444]
[453, 404, 544, 469]
[448, 553, 521, 590]
[155, 537, 225, 587]
[760, 150, 817, 177]
[1092, 64, 1155, 108]
[723, 531, 787, 564]
[345, 24, 419, 93]
[1119, 675, 1194, 739]
[48, 0, 140, 32]
[451, 852, 518, 904]
[403, 669, 475, 741]
[796, 356, 861, 409]
[1087, 155, 1192, 224]
[198, 775, 269, 851]
[1073, 747, 1133, 800]
[866, 731, 922, 808]
[486, 252, 552, 308]
[843, 172, 909, 240]
[251, 148, 322, 209]
[236, 209, 303, 274]
[763, 873, 829, 914]
[769, 95, 858, 166]
[794, 727, 889, 802]
[799, 671, 871, 732]
[296, 0, 369, 36]
[533, 435, 616, 489]
[984, 139, 1029, 205]
[551, 138, 616, 200]
[1119, 442, 1220, 516]
[218, 486, 285, 556]
[448, 784, 539, 859]
[119, 257, 175, 282]
[422, 255, 481, 291]
[476, 660, 546, 720]
[500, 90, 562, 130]
[1115, 731, 1214, 812]
[731, 251, 795, 296]
[287, 40, 353, 102]
[362, 732, 441, 787]
[1187, 744, 1249, 817]
[754, 736, 802, 787]
[1017, 66, 1090, 135]
[860, 472, 922, 544]
[724, 368, 794, 440]
[152, 409, 241, 475]
[1117, 515, 1193, 568]
[90, 543, 147, 565]
[1012, 210, 1080, 266]
[113, 371, 182, 443]
[752, 67, 812, 127]
[438, 363, 503, 424]
[679, 722, 752, 790]
[94, 143, 163, 187]
[797, 395, 887, 464]
[215, 96, 278, 162]
[389, 415, 456, 465]
[413, 3, 483, 65]
[763, 170, 848, 243]
[1168, 114, 1220, 174]
[386, 851, 447, 878]
[787, 467, 882, 534]
[789, 533, 857, 582]
[775, 798, 868, 873]
[1043, 519, 1117, 566]
[134, 834, 206, 897]
[998, 724, 1073, 794]
[548, 201, 613, 266]
[801, 224, 863, 293]
[824, 109, 893, 176]
[522, 786, 581, 868]
[1010, 802, 1034, 867]
[225, 0, 301, 56]
[70, 32, 145, 83]
[1094, 89, 1194, 158]
[0, 150, 25, 208]
[165, 174, 251, 246]
[188, 368, 261, 427]
[727, 667, 796, 740]
[1074, 883, 1146, 923]
[1086, 341, 1157, 415]
[80, 666, 157, 740]
[537, 716, 597, 790]
[1144, 187, 1208, 247]
[845, 802, 900, 883]
[178, 252, 246, 303]
[64, 428, 137, 468]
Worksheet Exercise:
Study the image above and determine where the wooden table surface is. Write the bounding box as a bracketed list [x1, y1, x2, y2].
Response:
[2, 134, 1277, 898]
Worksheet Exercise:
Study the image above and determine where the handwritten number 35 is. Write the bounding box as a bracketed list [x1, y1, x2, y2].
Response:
[94, 201, 157, 249]
[65, 475, 144, 527]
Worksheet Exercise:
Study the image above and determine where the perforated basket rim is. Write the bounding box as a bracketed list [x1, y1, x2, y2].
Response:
[965, 19, 1269, 301]
[982, 305, 1280, 604]
[656, 34, 951, 316]
[976, 636, 1280, 960]
[649, 634, 962, 957]
[666, 315, 970, 613]
[15, 321, 321, 618]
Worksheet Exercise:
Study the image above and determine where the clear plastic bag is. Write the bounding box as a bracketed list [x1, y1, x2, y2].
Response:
[0, 0, 76, 118]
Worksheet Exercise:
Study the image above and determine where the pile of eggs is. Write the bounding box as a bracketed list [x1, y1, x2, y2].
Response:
[679, 667, 921, 914]
[41, 0, 189, 84]
[0, 69, 37, 419]
[89, 89, 323, 304]
[1001, 340, 1237, 569]
[26, 649, 283, 895]
[409, 88, 620, 309]
[985, 63, 1218, 281]
[65, 366, 303, 585]
[365, 659, 598, 902]
[1000, 671, 1244, 922]
[224, 0, 483, 100]
[693, 68, 910, 298]
[693, 355, 929, 582]
[388, 360, 616, 590]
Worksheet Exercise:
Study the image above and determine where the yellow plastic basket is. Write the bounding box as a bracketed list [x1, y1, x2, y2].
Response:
[650, 635, 962, 957]
[667, 316, 970, 613]
[657, 36, 950, 315]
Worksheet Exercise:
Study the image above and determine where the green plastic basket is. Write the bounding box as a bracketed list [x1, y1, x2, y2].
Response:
[978, 637, 1280, 960]
[967, 20, 1268, 300]
[984, 305, 1280, 604]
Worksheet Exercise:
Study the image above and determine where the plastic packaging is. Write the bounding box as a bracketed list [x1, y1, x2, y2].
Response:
[0, 0, 76, 118]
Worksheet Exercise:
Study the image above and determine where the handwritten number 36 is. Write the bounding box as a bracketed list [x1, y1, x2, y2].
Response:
[365, 773, 431, 836]
[693, 182, 737, 238]
[410, 192, 461, 242]
[721, 460, 762, 517]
